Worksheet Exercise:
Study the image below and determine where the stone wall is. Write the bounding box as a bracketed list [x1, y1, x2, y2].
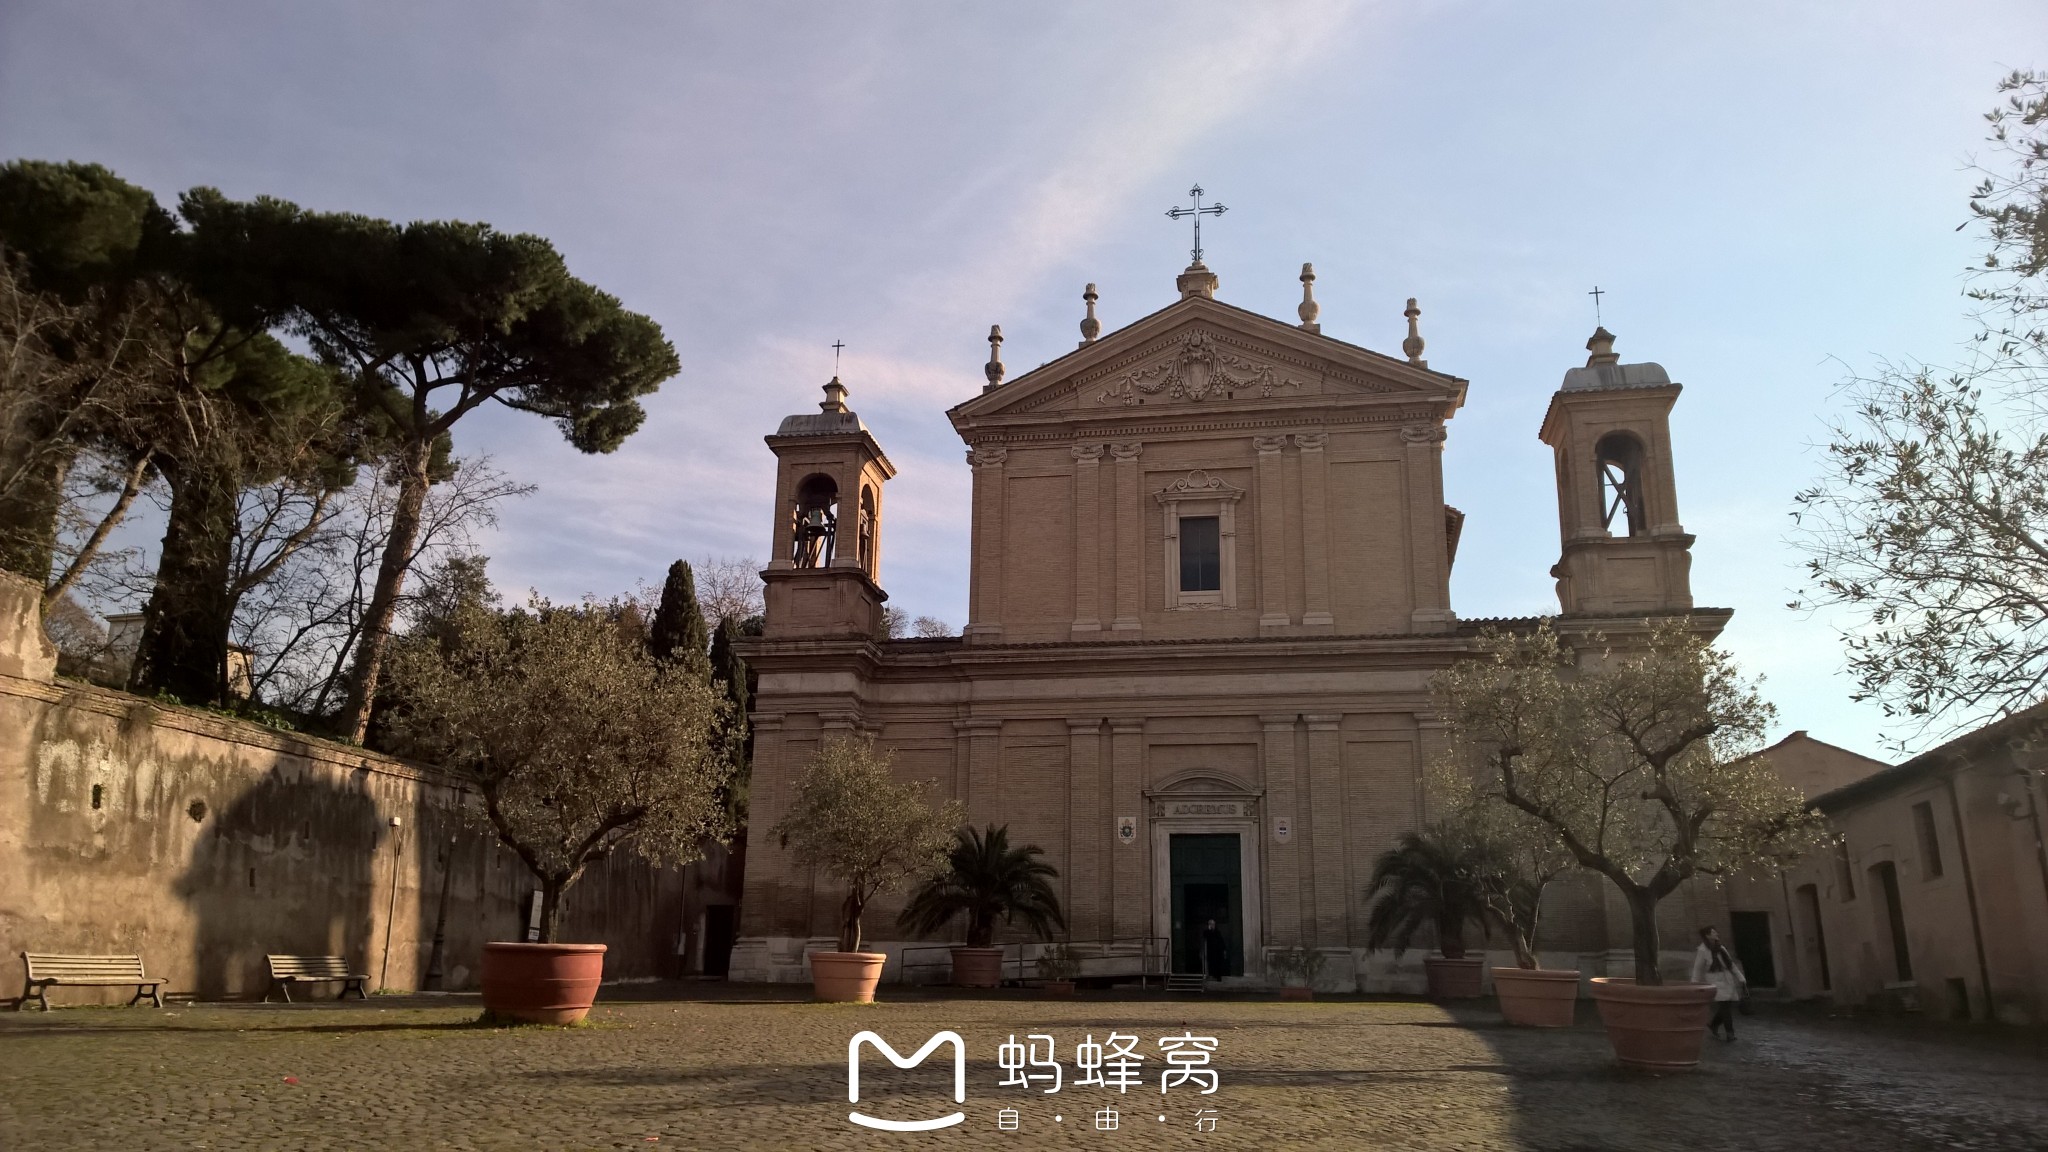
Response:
[0, 572, 688, 1004]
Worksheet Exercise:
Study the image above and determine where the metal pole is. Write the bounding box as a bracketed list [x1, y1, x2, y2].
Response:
[378, 816, 405, 993]
[423, 834, 455, 991]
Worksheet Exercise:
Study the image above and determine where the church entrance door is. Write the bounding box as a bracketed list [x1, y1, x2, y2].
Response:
[1169, 834, 1242, 977]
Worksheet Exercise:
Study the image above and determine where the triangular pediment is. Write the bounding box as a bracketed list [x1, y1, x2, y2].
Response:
[950, 293, 1463, 426]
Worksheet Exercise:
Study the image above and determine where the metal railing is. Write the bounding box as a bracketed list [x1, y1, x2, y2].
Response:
[898, 936, 1173, 988]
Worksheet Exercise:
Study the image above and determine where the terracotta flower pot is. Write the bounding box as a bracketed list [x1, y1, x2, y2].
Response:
[810, 951, 887, 1003]
[1588, 978, 1716, 1071]
[950, 947, 1005, 989]
[480, 942, 607, 1025]
[1279, 985, 1315, 1001]
[1041, 980, 1076, 997]
[1423, 954, 1485, 999]
[1492, 967, 1580, 1028]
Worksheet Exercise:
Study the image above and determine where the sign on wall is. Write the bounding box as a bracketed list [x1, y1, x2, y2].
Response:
[1273, 817, 1291, 843]
[1161, 800, 1246, 819]
[1116, 816, 1137, 845]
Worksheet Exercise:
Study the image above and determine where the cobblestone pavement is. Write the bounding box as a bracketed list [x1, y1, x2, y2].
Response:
[2, 987, 2044, 1151]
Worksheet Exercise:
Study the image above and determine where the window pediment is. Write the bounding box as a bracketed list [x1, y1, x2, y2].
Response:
[1154, 470, 1246, 506]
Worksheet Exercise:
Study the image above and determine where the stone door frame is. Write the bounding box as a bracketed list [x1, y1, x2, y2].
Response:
[1146, 787, 1263, 978]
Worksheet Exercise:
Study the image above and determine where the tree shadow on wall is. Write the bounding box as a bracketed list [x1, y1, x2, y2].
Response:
[175, 766, 385, 1001]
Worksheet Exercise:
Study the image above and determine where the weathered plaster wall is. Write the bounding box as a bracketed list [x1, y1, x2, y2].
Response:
[0, 573, 687, 1004]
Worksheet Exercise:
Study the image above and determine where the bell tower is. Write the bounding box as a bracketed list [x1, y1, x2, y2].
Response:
[761, 376, 896, 639]
[1539, 328, 1695, 616]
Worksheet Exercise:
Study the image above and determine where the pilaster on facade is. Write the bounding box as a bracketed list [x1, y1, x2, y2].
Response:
[1071, 444, 1104, 637]
[738, 712, 786, 938]
[956, 717, 1004, 827]
[1295, 434, 1333, 629]
[1260, 713, 1304, 947]
[1412, 714, 1451, 826]
[1110, 443, 1144, 633]
[1066, 718, 1105, 941]
[1109, 719, 1147, 936]
[1253, 436, 1290, 632]
[967, 445, 1007, 641]
[1402, 422, 1454, 632]
[1304, 714, 1346, 945]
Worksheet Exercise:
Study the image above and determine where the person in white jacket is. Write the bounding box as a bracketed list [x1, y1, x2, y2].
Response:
[1691, 926, 1747, 1041]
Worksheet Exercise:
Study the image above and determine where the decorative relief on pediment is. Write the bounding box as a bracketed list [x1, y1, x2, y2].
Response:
[1155, 469, 1246, 505]
[1094, 329, 1305, 407]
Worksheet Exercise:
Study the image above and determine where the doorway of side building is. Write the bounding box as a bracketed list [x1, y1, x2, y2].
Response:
[703, 905, 737, 978]
[1170, 834, 1242, 977]
[1729, 910, 1777, 989]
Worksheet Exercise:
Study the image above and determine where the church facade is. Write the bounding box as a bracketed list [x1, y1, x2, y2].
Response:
[729, 260, 1723, 987]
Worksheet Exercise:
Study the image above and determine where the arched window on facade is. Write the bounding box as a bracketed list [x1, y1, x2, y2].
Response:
[1594, 431, 1647, 536]
[857, 485, 877, 578]
[792, 473, 838, 567]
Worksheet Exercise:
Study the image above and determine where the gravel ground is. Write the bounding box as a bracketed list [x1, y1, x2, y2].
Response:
[1, 987, 2043, 1151]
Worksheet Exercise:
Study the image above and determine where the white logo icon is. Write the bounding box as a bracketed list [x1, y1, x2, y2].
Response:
[848, 1030, 967, 1131]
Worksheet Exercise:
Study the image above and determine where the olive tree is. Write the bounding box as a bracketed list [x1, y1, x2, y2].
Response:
[385, 595, 732, 943]
[1794, 72, 2048, 742]
[1431, 621, 1826, 984]
[772, 735, 960, 953]
[1427, 762, 1576, 970]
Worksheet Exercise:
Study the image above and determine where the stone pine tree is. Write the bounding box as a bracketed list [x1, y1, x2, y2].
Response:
[0, 166, 380, 704]
[0, 160, 170, 585]
[273, 211, 680, 742]
[132, 189, 386, 706]
[648, 559, 712, 680]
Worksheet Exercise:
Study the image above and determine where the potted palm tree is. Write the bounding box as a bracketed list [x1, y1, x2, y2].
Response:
[772, 736, 960, 1003]
[899, 824, 1065, 988]
[1432, 623, 1826, 1069]
[1363, 826, 1490, 999]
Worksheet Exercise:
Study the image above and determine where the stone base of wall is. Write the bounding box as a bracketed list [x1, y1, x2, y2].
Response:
[727, 935, 1705, 995]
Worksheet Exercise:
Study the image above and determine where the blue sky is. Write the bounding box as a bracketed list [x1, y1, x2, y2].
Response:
[3, 1, 2042, 760]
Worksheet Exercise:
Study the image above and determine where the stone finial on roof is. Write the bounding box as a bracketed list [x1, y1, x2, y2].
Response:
[1177, 261, 1219, 300]
[819, 376, 849, 412]
[1298, 263, 1321, 333]
[983, 325, 1005, 392]
[1080, 284, 1101, 346]
[1585, 326, 1619, 366]
[1402, 298, 1426, 366]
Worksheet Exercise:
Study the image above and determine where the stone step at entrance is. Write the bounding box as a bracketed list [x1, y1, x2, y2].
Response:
[1165, 973, 1208, 993]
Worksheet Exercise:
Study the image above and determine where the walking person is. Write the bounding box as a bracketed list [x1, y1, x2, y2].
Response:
[1691, 926, 1747, 1041]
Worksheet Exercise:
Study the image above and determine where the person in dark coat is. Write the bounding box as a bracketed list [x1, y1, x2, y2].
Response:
[1202, 919, 1228, 980]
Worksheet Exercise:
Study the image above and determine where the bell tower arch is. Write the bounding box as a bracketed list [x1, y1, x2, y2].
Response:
[1539, 328, 1695, 616]
[761, 376, 896, 639]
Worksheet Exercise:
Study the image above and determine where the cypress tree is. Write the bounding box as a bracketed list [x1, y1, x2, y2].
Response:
[649, 559, 712, 680]
[709, 615, 752, 814]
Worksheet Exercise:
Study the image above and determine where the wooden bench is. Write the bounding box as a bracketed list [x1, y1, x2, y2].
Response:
[19, 952, 166, 1010]
[265, 955, 369, 1003]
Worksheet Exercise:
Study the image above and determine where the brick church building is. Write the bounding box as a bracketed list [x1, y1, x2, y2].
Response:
[729, 257, 1753, 989]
